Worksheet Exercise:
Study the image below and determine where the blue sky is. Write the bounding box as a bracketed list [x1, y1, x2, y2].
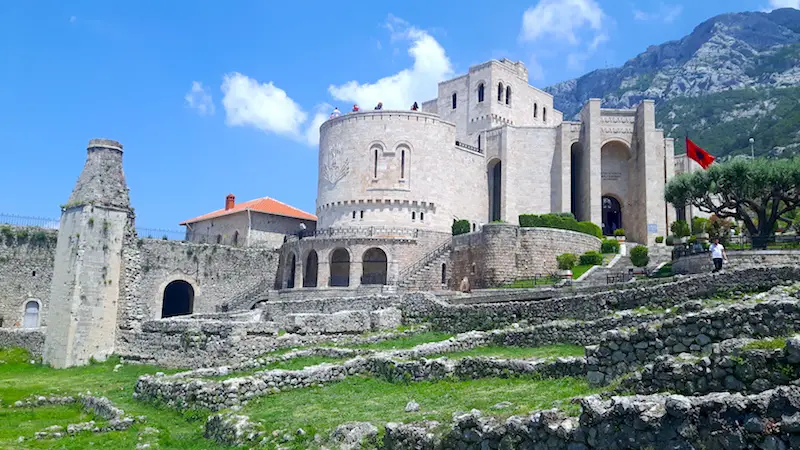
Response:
[0, 0, 794, 230]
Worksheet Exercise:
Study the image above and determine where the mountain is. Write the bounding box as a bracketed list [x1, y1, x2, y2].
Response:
[545, 8, 800, 159]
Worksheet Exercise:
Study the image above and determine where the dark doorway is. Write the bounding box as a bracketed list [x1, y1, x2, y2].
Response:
[286, 254, 296, 289]
[329, 248, 350, 287]
[362, 248, 388, 285]
[161, 280, 194, 318]
[303, 250, 318, 288]
[570, 142, 582, 220]
[488, 160, 502, 222]
[602, 196, 622, 236]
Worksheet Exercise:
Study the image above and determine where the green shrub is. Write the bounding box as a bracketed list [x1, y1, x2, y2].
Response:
[691, 217, 709, 235]
[613, 228, 625, 236]
[655, 236, 664, 243]
[556, 253, 577, 271]
[670, 220, 690, 238]
[601, 239, 620, 253]
[665, 235, 676, 246]
[579, 250, 603, 266]
[707, 214, 733, 243]
[518, 214, 602, 238]
[452, 219, 470, 236]
[688, 236, 697, 244]
[630, 245, 650, 268]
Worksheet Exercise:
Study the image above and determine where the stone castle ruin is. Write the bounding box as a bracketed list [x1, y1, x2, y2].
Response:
[5, 59, 800, 449]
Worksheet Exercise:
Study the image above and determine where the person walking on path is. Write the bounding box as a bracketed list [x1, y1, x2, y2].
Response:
[709, 238, 728, 273]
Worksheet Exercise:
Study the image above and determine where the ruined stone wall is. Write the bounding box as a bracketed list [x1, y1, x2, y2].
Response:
[129, 239, 278, 320]
[0, 328, 45, 356]
[449, 224, 601, 288]
[673, 249, 800, 274]
[0, 226, 56, 328]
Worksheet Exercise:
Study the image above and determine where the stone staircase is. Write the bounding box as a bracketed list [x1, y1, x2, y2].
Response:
[397, 241, 452, 291]
[579, 242, 673, 286]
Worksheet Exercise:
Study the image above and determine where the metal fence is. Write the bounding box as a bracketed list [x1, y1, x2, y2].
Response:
[672, 234, 800, 260]
[0, 214, 60, 229]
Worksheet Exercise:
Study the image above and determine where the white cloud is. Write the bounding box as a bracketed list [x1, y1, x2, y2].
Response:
[304, 103, 333, 147]
[520, 0, 606, 45]
[184, 81, 215, 116]
[633, 3, 684, 23]
[328, 16, 453, 110]
[768, 0, 800, 9]
[221, 73, 307, 139]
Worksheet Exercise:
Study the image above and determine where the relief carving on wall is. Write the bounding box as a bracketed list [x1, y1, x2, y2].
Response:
[322, 143, 350, 186]
[601, 115, 636, 124]
[601, 126, 635, 135]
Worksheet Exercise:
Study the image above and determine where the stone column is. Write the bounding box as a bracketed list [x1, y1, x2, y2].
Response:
[43, 139, 131, 368]
[350, 260, 362, 288]
[580, 99, 602, 225]
[318, 259, 330, 288]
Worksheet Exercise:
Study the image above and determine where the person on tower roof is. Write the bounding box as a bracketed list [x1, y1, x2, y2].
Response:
[352, 104, 359, 112]
[411, 102, 419, 111]
[374, 101, 383, 110]
[330, 107, 341, 118]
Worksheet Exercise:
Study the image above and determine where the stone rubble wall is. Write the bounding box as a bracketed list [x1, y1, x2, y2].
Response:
[587, 296, 800, 385]
[0, 328, 45, 356]
[621, 335, 800, 396]
[673, 249, 800, 275]
[383, 386, 800, 449]
[419, 266, 800, 332]
[255, 294, 403, 322]
[134, 353, 585, 412]
[0, 226, 57, 328]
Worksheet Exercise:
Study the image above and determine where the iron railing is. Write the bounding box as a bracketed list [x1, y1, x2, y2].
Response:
[671, 234, 800, 260]
[0, 214, 60, 229]
[290, 226, 422, 241]
[455, 140, 483, 154]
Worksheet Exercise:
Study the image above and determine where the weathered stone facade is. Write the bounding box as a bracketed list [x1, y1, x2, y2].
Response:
[0, 226, 56, 328]
[450, 224, 602, 288]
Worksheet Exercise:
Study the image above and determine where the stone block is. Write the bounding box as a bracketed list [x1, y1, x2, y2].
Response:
[370, 307, 402, 331]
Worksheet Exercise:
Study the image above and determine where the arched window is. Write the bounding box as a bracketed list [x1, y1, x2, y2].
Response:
[412, 211, 416, 220]
[478, 135, 481, 150]
[303, 250, 318, 288]
[420, 212, 424, 221]
[497, 83, 504, 102]
[401, 150, 406, 179]
[161, 280, 194, 318]
[23, 300, 39, 328]
[534, 103, 538, 118]
[505, 86, 511, 105]
[543, 107, 547, 122]
[329, 248, 350, 287]
[285, 254, 296, 289]
[472, 223, 476, 232]
[373, 149, 378, 178]
[362, 248, 388, 285]
[452, 93, 457, 109]
[477, 84, 485, 103]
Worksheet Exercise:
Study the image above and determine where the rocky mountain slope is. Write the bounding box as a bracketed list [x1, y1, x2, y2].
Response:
[545, 8, 800, 159]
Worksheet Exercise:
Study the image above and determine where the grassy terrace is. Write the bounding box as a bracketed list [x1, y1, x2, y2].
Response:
[0, 348, 221, 450]
[429, 343, 585, 360]
[344, 331, 454, 351]
[241, 375, 599, 449]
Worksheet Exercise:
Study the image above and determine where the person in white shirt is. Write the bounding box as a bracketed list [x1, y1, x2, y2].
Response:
[709, 238, 728, 273]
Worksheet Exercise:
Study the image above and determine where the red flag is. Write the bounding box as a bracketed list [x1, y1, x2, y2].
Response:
[686, 137, 715, 170]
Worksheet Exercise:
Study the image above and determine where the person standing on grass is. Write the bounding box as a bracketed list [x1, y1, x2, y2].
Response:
[709, 238, 728, 273]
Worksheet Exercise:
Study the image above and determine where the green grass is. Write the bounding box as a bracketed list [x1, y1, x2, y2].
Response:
[742, 337, 788, 351]
[571, 264, 595, 279]
[0, 348, 223, 449]
[499, 277, 560, 288]
[429, 344, 585, 360]
[241, 375, 599, 449]
[345, 331, 454, 351]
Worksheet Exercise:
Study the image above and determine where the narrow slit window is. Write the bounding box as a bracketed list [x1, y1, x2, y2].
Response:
[373, 149, 378, 178]
[352, 211, 356, 219]
[452, 93, 457, 109]
[505, 86, 511, 105]
[478, 135, 481, 150]
[478, 84, 485, 102]
[360, 211, 364, 219]
[401, 150, 406, 179]
[543, 107, 547, 122]
[497, 83, 503, 102]
[412, 212, 416, 220]
[420, 212, 424, 221]
[534, 103, 538, 118]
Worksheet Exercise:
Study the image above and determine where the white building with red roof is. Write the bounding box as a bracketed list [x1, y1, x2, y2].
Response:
[180, 194, 317, 248]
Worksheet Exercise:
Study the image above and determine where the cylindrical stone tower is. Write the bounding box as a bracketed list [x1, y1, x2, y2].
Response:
[43, 139, 132, 368]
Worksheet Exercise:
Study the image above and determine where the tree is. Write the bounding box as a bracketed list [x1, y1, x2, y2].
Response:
[665, 158, 800, 248]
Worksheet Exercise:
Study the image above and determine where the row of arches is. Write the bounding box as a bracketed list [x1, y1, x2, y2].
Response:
[285, 247, 388, 288]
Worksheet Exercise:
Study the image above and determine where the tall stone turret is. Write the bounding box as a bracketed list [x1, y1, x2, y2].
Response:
[43, 139, 131, 368]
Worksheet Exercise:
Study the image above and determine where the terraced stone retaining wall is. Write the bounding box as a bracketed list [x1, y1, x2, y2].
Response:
[621, 336, 800, 396]
[673, 249, 800, 275]
[417, 266, 800, 332]
[383, 386, 800, 449]
[587, 298, 800, 385]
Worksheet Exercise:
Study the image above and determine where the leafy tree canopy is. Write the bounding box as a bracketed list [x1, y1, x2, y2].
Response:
[665, 158, 800, 246]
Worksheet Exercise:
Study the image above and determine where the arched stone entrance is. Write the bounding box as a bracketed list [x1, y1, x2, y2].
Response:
[362, 248, 388, 285]
[329, 248, 350, 287]
[285, 253, 297, 289]
[161, 280, 194, 318]
[303, 250, 318, 288]
[488, 159, 502, 222]
[23, 300, 40, 328]
[602, 196, 622, 236]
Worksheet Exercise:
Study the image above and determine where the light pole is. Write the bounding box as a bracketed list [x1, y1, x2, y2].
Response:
[749, 137, 755, 160]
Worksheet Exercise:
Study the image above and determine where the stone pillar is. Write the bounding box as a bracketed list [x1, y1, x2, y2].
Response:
[635, 100, 667, 244]
[318, 260, 330, 288]
[664, 138, 676, 234]
[43, 139, 131, 368]
[350, 260, 362, 288]
[580, 99, 602, 225]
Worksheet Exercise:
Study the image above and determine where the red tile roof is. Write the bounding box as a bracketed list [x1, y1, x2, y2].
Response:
[180, 197, 317, 225]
